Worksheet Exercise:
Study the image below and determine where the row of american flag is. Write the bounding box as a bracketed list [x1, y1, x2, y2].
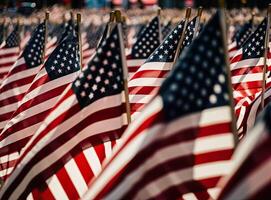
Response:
[0, 6, 269, 199]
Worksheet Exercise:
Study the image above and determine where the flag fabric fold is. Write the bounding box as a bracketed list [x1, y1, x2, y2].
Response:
[129, 17, 196, 120]
[83, 11, 235, 200]
[230, 18, 271, 138]
[228, 19, 253, 60]
[0, 25, 127, 199]
[217, 104, 271, 200]
[0, 22, 46, 136]
[231, 18, 267, 108]
[0, 33, 80, 181]
[127, 16, 161, 78]
[0, 25, 20, 83]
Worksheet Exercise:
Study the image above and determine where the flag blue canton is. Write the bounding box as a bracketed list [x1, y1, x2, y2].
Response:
[22, 22, 46, 68]
[87, 24, 106, 49]
[45, 34, 80, 80]
[131, 16, 160, 59]
[162, 21, 172, 39]
[146, 20, 184, 62]
[135, 24, 145, 38]
[242, 18, 266, 59]
[182, 17, 197, 48]
[5, 25, 20, 48]
[235, 20, 253, 48]
[72, 26, 124, 108]
[160, 12, 230, 121]
[48, 23, 63, 39]
[97, 23, 109, 49]
[59, 19, 76, 43]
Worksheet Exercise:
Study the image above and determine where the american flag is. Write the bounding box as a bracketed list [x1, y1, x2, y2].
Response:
[28, 140, 120, 199]
[231, 18, 268, 109]
[0, 25, 127, 199]
[74, 20, 95, 68]
[162, 20, 172, 39]
[0, 34, 80, 181]
[182, 16, 197, 48]
[82, 12, 235, 200]
[96, 22, 109, 48]
[81, 32, 96, 67]
[127, 16, 160, 78]
[0, 25, 20, 83]
[217, 104, 271, 200]
[234, 19, 253, 49]
[45, 36, 58, 60]
[44, 19, 76, 59]
[45, 22, 62, 60]
[86, 24, 106, 50]
[129, 17, 196, 120]
[235, 82, 271, 138]
[0, 22, 46, 136]
[134, 23, 146, 39]
[228, 19, 253, 60]
[48, 23, 63, 40]
[231, 18, 270, 138]
[59, 19, 75, 43]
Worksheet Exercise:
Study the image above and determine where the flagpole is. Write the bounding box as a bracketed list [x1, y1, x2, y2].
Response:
[70, 11, 74, 23]
[260, 4, 271, 110]
[157, 7, 163, 43]
[19, 17, 25, 50]
[43, 11, 49, 63]
[62, 13, 65, 25]
[115, 10, 131, 124]
[107, 11, 115, 38]
[219, 2, 238, 144]
[173, 7, 191, 64]
[194, 6, 203, 38]
[77, 13, 83, 70]
[251, 12, 255, 32]
[17, 17, 21, 51]
[122, 16, 128, 48]
[3, 17, 7, 41]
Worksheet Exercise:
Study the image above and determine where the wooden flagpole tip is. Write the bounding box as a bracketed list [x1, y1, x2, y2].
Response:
[219, 0, 226, 8]
[268, 4, 271, 13]
[45, 11, 50, 20]
[157, 7, 161, 16]
[62, 13, 66, 22]
[115, 10, 122, 23]
[109, 11, 115, 22]
[251, 11, 255, 22]
[122, 16, 126, 23]
[77, 13, 81, 23]
[16, 17, 20, 25]
[197, 7, 203, 17]
[185, 7, 192, 19]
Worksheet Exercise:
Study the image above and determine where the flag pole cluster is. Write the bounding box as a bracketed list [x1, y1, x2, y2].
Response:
[0, 5, 270, 200]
